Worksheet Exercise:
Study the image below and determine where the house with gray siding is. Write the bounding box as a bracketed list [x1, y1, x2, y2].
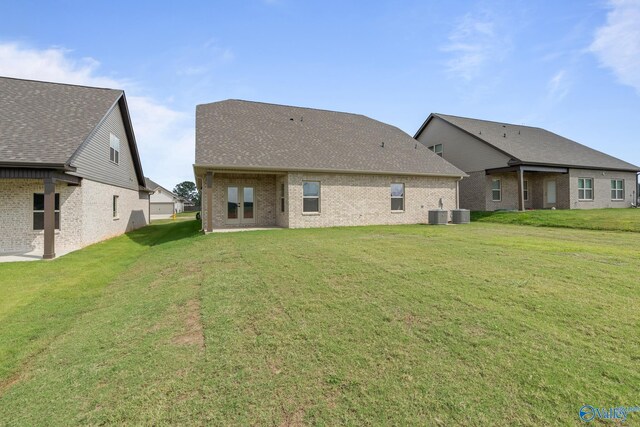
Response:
[415, 113, 639, 211]
[194, 100, 466, 231]
[0, 77, 150, 259]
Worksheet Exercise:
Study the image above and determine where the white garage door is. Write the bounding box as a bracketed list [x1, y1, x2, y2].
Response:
[151, 203, 174, 215]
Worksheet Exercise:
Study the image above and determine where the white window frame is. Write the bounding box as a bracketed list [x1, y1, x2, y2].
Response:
[491, 179, 501, 202]
[33, 193, 60, 230]
[302, 181, 320, 214]
[523, 180, 529, 201]
[578, 178, 593, 201]
[390, 183, 405, 212]
[113, 195, 119, 219]
[611, 179, 624, 201]
[110, 133, 120, 165]
[428, 144, 443, 157]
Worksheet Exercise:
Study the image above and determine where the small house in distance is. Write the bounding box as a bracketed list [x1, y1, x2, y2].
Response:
[194, 100, 466, 231]
[0, 77, 150, 259]
[145, 177, 185, 218]
[415, 113, 639, 211]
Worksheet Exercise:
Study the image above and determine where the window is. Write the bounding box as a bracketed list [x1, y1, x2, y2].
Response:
[33, 193, 60, 230]
[491, 179, 501, 201]
[578, 178, 593, 200]
[113, 195, 119, 218]
[428, 144, 443, 157]
[391, 183, 405, 211]
[523, 180, 529, 201]
[110, 133, 120, 164]
[611, 179, 624, 200]
[280, 183, 285, 213]
[302, 181, 320, 213]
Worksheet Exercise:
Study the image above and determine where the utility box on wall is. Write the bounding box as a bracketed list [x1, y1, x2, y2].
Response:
[428, 209, 448, 225]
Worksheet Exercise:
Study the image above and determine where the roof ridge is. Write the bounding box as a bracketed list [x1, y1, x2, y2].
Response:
[197, 98, 368, 119]
[0, 75, 122, 92]
[435, 112, 543, 131]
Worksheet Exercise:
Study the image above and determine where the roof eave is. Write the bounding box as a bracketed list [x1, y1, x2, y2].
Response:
[193, 163, 467, 178]
[0, 161, 77, 172]
[509, 161, 640, 173]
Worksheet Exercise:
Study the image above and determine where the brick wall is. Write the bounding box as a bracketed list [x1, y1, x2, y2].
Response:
[286, 172, 458, 228]
[459, 171, 487, 211]
[81, 179, 149, 247]
[568, 169, 637, 209]
[0, 178, 148, 255]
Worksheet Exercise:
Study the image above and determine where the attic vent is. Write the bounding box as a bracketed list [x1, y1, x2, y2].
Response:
[503, 133, 506, 137]
[289, 118, 294, 121]
[381, 141, 385, 148]
[300, 116, 303, 122]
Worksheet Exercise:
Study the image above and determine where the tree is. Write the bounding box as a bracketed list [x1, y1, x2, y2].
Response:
[173, 181, 200, 206]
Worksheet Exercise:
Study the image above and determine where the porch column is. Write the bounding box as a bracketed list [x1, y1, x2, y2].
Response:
[43, 178, 56, 259]
[516, 166, 525, 211]
[205, 172, 213, 232]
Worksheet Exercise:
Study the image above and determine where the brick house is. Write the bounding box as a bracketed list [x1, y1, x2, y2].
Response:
[194, 100, 466, 230]
[0, 77, 150, 259]
[414, 114, 639, 211]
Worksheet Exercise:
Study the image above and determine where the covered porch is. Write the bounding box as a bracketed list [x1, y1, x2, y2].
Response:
[486, 165, 569, 211]
[0, 168, 81, 260]
[198, 169, 287, 232]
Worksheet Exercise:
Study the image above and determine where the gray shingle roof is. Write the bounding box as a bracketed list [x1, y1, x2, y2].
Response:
[0, 76, 122, 166]
[430, 113, 639, 172]
[145, 177, 178, 197]
[196, 100, 465, 177]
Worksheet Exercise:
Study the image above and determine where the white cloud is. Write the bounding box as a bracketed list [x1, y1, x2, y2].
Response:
[0, 42, 194, 190]
[590, 0, 640, 94]
[547, 69, 570, 102]
[441, 13, 510, 81]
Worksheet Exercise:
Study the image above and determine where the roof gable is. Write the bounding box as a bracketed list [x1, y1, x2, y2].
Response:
[421, 113, 639, 172]
[0, 76, 146, 186]
[195, 100, 465, 177]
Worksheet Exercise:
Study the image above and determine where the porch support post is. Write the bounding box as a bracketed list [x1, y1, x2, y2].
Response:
[43, 178, 56, 259]
[205, 172, 213, 232]
[516, 166, 525, 212]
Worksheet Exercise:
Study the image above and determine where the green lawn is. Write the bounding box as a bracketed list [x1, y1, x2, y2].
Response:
[1, 221, 639, 425]
[472, 208, 640, 232]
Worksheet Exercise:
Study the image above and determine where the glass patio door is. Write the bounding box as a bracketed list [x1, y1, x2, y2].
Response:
[226, 186, 255, 225]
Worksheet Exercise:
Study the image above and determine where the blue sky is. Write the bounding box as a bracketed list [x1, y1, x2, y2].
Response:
[1, 0, 639, 189]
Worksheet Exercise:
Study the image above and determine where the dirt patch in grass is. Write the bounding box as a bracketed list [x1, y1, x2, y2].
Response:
[0, 371, 24, 396]
[279, 407, 305, 427]
[172, 298, 204, 349]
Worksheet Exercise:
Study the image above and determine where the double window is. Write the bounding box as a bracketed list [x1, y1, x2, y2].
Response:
[578, 178, 593, 200]
[611, 179, 624, 201]
[491, 179, 501, 201]
[302, 181, 320, 213]
[391, 183, 405, 211]
[110, 133, 120, 164]
[428, 144, 443, 157]
[33, 193, 60, 230]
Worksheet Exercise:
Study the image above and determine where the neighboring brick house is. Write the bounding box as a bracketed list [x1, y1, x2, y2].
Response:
[414, 113, 639, 211]
[194, 100, 466, 230]
[0, 77, 150, 259]
[145, 177, 185, 216]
